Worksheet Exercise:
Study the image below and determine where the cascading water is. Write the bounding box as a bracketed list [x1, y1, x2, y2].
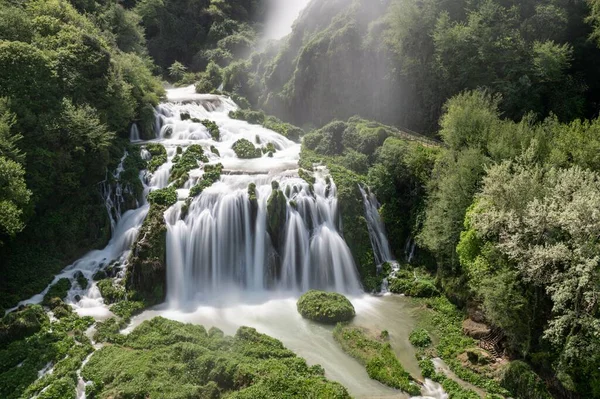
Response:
[129, 123, 141, 142]
[155, 90, 361, 305]
[359, 185, 400, 291]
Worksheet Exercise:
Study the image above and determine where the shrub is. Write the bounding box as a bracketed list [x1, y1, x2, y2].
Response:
[296, 290, 355, 324]
[201, 119, 220, 140]
[409, 328, 432, 348]
[97, 279, 125, 304]
[145, 143, 167, 172]
[232, 138, 262, 159]
[147, 186, 178, 207]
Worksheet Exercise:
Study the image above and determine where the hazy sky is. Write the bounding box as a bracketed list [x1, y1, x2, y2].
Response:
[262, 0, 312, 41]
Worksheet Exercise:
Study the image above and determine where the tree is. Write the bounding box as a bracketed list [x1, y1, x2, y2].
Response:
[168, 61, 187, 81]
[464, 153, 600, 395]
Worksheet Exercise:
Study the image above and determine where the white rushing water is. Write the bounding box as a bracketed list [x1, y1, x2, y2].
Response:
[11, 85, 447, 399]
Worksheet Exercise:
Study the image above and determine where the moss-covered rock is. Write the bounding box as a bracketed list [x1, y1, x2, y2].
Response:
[145, 143, 167, 173]
[296, 290, 355, 324]
[266, 181, 287, 255]
[147, 186, 178, 207]
[170, 144, 209, 186]
[189, 163, 223, 197]
[201, 119, 220, 140]
[97, 279, 126, 304]
[333, 324, 420, 395]
[0, 305, 48, 347]
[125, 204, 168, 305]
[73, 271, 88, 290]
[210, 145, 220, 156]
[42, 278, 72, 306]
[232, 138, 262, 159]
[83, 317, 350, 398]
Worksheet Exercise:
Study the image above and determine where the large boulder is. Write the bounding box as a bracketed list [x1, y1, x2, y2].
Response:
[125, 204, 168, 305]
[297, 290, 355, 324]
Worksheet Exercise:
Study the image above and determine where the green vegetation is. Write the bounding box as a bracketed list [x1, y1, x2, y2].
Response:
[388, 269, 439, 298]
[232, 138, 262, 159]
[147, 186, 177, 208]
[0, 304, 94, 399]
[296, 290, 355, 324]
[0, 0, 164, 310]
[146, 143, 168, 173]
[333, 324, 420, 395]
[170, 144, 209, 187]
[97, 279, 125, 304]
[83, 317, 350, 398]
[201, 119, 221, 141]
[189, 163, 223, 197]
[42, 278, 72, 306]
[409, 328, 432, 348]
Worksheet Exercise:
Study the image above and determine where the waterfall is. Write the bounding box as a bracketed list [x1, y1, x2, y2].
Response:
[129, 123, 141, 142]
[359, 185, 393, 265]
[359, 185, 401, 291]
[157, 89, 362, 305]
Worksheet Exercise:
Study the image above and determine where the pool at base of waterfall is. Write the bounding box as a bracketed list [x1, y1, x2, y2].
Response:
[122, 293, 448, 399]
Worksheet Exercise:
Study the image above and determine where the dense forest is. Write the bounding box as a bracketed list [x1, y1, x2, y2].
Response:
[1, 0, 599, 398]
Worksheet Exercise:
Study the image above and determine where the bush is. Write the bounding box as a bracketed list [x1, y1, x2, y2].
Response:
[389, 275, 439, 298]
[409, 328, 432, 348]
[296, 290, 355, 324]
[170, 144, 209, 186]
[97, 279, 125, 304]
[500, 361, 553, 399]
[147, 186, 178, 207]
[232, 138, 262, 159]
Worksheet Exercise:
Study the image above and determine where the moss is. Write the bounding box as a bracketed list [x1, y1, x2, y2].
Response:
[145, 143, 167, 173]
[409, 328, 432, 348]
[296, 290, 355, 324]
[201, 119, 220, 141]
[109, 301, 146, 321]
[190, 163, 223, 197]
[298, 168, 316, 185]
[42, 278, 72, 306]
[147, 186, 178, 207]
[0, 305, 47, 347]
[125, 204, 168, 305]
[390, 278, 439, 297]
[333, 324, 420, 395]
[170, 144, 209, 186]
[97, 279, 125, 304]
[232, 138, 262, 159]
[82, 317, 350, 398]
